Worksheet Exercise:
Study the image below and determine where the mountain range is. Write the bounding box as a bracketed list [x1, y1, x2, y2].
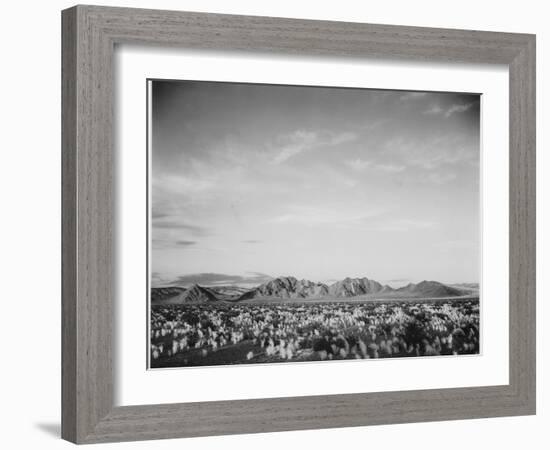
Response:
[151, 276, 475, 305]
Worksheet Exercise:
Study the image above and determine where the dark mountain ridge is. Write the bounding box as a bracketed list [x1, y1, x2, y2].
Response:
[328, 277, 383, 297]
[239, 276, 329, 300]
[151, 284, 218, 304]
[395, 280, 463, 298]
[150, 286, 186, 303]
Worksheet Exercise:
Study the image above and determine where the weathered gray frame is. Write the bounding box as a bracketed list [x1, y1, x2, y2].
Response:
[61, 5, 536, 444]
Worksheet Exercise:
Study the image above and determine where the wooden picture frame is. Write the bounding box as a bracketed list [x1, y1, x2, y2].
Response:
[61, 5, 536, 444]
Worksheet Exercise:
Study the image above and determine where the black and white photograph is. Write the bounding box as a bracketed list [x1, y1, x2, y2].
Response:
[148, 79, 481, 369]
[1, 0, 542, 446]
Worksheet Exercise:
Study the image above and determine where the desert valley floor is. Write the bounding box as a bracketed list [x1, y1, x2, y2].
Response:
[149, 276, 480, 368]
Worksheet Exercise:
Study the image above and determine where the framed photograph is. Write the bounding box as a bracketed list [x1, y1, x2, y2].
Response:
[62, 5, 536, 444]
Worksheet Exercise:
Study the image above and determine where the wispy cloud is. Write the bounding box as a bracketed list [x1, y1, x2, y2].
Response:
[423, 102, 475, 118]
[445, 103, 474, 118]
[266, 207, 385, 228]
[175, 240, 197, 246]
[152, 211, 170, 219]
[423, 105, 444, 115]
[268, 210, 438, 232]
[345, 158, 371, 170]
[152, 220, 210, 236]
[153, 173, 217, 194]
[384, 136, 478, 170]
[171, 272, 273, 287]
[407, 147, 476, 170]
[152, 238, 199, 249]
[400, 92, 427, 101]
[151, 272, 175, 287]
[271, 130, 318, 164]
[265, 206, 437, 232]
[272, 129, 357, 164]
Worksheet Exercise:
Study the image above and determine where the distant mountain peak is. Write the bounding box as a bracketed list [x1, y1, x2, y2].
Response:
[151, 284, 218, 304]
[239, 276, 329, 300]
[328, 277, 383, 297]
[183, 284, 218, 303]
[396, 280, 462, 297]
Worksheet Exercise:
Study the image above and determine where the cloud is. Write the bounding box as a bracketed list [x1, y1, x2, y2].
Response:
[152, 238, 199, 249]
[242, 240, 262, 244]
[331, 131, 358, 145]
[445, 103, 474, 118]
[400, 92, 427, 101]
[153, 173, 217, 194]
[423, 105, 444, 115]
[423, 102, 474, 118]
[268, 209, 438, 233]
[266, 207, 386, 228]
[171, 272, 273, 287]
[175, 240, 197, 246]
[152, 220, 210, 236]
[272, 129, 357, 164]
[271, 130, 318, 164]
[345, 158, 371, 170]
[383, 136, 478, 170]
[152, 211, 170, 219]
[151, 272, 177, 287]
[408, 147, 476, 170]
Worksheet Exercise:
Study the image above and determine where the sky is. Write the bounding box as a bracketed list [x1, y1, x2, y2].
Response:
[150, 80, 480, 288]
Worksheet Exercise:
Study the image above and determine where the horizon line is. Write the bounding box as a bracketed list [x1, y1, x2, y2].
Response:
[151, 273, 480, 290]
